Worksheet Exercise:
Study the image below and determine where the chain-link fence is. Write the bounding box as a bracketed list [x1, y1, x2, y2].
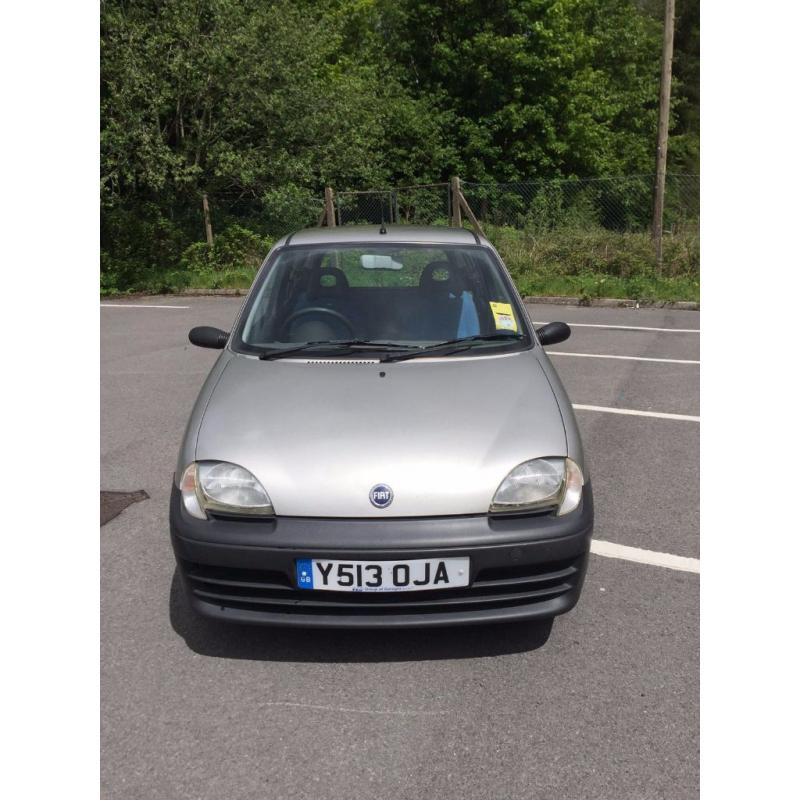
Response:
[462, 174, 698, 232]
[336, 183, 451, 226]
[195, 174, 698, 242]
[200, 187, 324, 238]
[101, 174, 698, 292]
[333, 175, 698, 233]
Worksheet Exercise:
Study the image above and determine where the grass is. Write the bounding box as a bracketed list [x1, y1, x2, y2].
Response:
[488, 224, 699, 303]
[101, 224, 699, 303]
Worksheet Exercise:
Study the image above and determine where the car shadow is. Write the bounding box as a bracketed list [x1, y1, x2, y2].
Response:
[169, 569, 554, 663]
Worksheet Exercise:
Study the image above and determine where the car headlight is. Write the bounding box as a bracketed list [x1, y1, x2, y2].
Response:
[180, 461, 273, 519]
[490, 457, 584, 516]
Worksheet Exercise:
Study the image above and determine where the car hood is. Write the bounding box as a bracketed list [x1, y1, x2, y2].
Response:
[195, 349, 567, 517]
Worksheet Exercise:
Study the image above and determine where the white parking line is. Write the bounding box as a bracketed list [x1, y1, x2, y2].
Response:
[101, 304, 191, 309]
[573, 404, 699, 422]
[260, 701, 450, 717]
[532, 321, 699, 333]
[549, 351, 699, 365]
[591, 539, 699, 573]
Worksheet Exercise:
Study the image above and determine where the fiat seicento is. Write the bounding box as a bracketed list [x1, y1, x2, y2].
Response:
[170, 225, 593, 628]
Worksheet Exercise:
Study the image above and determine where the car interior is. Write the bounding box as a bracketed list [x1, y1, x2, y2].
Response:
[243, 250, 505, 345]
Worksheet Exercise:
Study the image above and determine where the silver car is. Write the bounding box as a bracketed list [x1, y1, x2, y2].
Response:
[171, 225, 593, 628]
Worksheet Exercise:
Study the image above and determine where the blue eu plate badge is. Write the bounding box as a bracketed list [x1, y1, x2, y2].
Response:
[296, 559, 314, 589]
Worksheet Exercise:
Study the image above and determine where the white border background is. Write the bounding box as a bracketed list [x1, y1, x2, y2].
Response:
[2, 2, 98, 797]
[2, 1, 800, 796]
[701, 1, 800, 796]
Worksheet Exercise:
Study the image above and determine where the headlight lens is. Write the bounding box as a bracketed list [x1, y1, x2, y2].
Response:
[180, 461, 273, 519]
[490, 457, 584, 516]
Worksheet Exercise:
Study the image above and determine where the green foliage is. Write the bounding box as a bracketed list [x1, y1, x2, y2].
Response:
[100, 202, 194, 294]
[103, 224, 698, 303]
[101, 224, 271, 295]
[373, 0, 662, 180]
[180, 225, 272, 273]
[640, 0, 700, 173]
[260, 187, 322, 236]
[100, 0, 700, 292]
[490, 225, 699, 302]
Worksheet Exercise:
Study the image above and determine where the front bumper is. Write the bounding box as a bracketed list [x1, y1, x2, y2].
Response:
[169, 483, 594, 628]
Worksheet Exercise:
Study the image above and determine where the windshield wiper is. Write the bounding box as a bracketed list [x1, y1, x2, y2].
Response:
[258, 339, 418, 360]
[380, 333, 525, 363]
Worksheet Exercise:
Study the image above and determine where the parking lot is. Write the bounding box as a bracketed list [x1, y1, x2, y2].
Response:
[101, 297, 699, 799]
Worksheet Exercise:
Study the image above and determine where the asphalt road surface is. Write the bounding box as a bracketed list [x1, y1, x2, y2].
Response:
[101, 297, 700, 799]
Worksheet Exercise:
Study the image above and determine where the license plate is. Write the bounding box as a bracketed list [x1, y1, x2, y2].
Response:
[295, 557, 470, 592]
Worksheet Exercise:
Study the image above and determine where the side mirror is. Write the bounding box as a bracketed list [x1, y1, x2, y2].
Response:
[536, 321, 571, 347]
[188, 326, 229, 349]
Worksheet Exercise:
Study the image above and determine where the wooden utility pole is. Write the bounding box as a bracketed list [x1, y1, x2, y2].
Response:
[652, 0, 676, 268]
[324, 186, 336, 226]
[202, 192, 214, 247]
[450, 176, 462, 227]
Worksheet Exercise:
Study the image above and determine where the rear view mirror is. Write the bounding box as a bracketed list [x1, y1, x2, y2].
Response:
[189, 326, 229, 349]
[360, 254, 403, 270]
[536, 321, 571, 346]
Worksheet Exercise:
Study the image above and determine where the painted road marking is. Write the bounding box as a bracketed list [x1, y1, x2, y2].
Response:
[532, 321, 699, 333]
[549, 351, 699, 365]
[259, 701, 450, 717]
[591, 539, 699, 574]
[101, 304, 191, 309]
[573, 404, 699, 422]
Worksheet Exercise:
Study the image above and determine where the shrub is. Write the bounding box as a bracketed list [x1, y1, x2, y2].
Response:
[488, 223, 699, 303]
[180, 225, 272, 274]
[261, 185, 322, 235]
[101, 217, 698, 302]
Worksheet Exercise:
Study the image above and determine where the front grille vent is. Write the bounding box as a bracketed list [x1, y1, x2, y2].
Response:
[181, 557, 582, 617]
[304, 359, 379, 365]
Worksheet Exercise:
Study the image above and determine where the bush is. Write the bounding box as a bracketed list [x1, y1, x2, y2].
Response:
[489, 224, 699, 302]
[180, 225, 272, 273]
[101, 216, 699, 302]
[100, 200, 197, 294]
[101, 220, 272, 294]
[261, 185, 322, 235]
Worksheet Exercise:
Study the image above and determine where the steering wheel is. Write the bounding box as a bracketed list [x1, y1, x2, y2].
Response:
[281, 307, 356, 340]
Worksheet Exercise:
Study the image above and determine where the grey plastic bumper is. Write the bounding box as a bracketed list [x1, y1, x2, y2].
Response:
[169, 482, 594, 628]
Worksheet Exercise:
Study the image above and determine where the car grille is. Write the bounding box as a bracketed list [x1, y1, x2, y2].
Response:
[180, 557, 584, 617]
[304, 359, 379, 365]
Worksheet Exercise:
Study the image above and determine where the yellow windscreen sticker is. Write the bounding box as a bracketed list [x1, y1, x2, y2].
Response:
[489, 301, 518, 332]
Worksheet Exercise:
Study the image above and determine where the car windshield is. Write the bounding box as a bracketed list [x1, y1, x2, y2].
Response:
[233, 243, 531, 357]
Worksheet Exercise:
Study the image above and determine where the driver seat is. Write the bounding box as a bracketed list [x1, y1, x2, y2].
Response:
[283, 266, 356, 341]
[308, 266, 350, 307]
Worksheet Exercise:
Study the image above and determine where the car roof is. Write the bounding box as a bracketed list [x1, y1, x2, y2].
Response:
[275, 224, 488, 248]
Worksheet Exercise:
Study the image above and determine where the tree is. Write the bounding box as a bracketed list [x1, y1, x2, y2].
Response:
[100, 0, 696, 288]
[368, 0, 663, 180]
